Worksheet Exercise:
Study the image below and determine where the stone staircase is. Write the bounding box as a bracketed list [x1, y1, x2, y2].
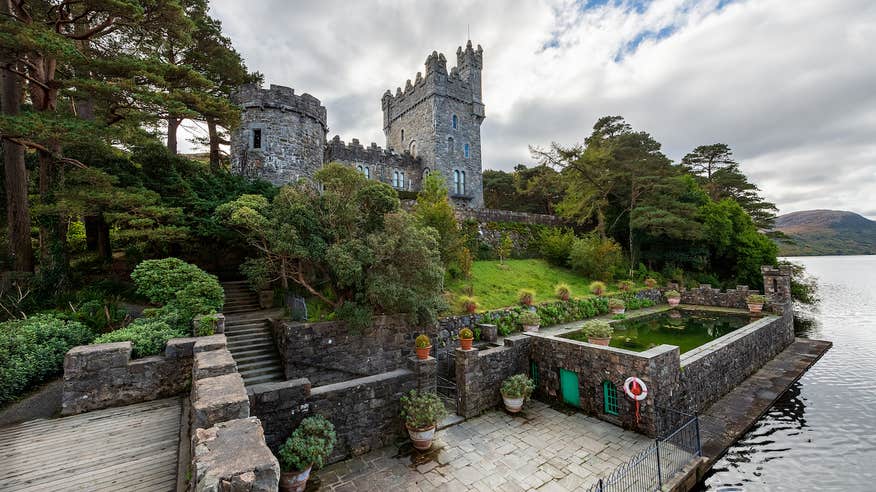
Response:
[221, 281, 285, 386]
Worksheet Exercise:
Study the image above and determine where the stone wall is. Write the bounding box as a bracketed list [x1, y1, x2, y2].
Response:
[455, 335, 532, 418]
[190, 418, 280, 492]
[248, 357, 434, 463]
[455, 208, 564, 226]
[325, 136, 424, 191]
[674, 284, 759, 310]
[61, 334, 226, 415]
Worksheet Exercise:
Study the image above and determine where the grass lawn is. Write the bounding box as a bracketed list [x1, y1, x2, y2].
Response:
[446, 259, 630, 312]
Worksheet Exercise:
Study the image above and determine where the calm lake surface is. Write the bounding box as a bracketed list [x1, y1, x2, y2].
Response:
[701, 255, 876, 491]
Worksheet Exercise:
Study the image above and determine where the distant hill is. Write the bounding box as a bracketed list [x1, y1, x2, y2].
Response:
[773, 210, 876, 256]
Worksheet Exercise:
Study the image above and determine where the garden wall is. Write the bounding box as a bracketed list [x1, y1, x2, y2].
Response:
[455, 207, 564, 226]
[247, 356, 436, 464]
[455, 335, 532, 418]
[61, 334, 226, 415]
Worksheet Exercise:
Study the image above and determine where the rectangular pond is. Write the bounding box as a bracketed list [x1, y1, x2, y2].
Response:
[560, 308, 755, 354]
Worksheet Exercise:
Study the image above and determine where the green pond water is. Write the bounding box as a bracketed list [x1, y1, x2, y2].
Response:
[561, 309, 754, 354]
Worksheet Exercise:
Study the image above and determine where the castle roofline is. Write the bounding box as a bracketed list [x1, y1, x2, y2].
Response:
[232, 83, 327, 129]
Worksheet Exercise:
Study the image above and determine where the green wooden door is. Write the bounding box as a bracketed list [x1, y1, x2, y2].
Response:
[559, 369, 580, 408]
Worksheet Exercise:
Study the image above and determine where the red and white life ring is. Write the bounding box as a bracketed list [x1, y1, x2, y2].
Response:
[623, 377, 648, 401]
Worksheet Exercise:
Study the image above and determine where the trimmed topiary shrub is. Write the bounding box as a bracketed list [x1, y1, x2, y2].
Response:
[93, 318, 184, 358]
[278, 415, 337, 472]
[0, 314, 94, 405]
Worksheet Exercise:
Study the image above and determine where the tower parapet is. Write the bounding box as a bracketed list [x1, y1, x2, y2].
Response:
[325, 136, 423, 191]
[232, 84, 327, 131]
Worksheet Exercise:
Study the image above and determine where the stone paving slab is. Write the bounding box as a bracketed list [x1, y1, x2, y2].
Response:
[314, 400, 652, 491]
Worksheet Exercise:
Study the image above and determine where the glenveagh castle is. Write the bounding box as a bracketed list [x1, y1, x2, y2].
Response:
[230, 40, 486, 208]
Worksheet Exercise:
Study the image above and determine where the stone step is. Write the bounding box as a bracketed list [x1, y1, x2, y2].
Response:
[223, 306, 261, 314]
[224, 300, 260, 307]
[237, 359, 282, 372]
[227, 339, 274, 350]
[232, 349, 279, 363]
[225, 320, 270, 329]
[241, 371, 284, 386]
[240, 364, 283, 377]
[225, 327, 272, 338]
[225, 332, 272, 344]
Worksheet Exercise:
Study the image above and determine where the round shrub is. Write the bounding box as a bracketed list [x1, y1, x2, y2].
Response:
[555, 283, 572, 301]
[0, 314, 94, 405]
[400, 390, 446, 429]
[519, 310, 541, 326]
[518, 289, 535, 306]
[665, 289, 681, 299]
[458, 295, 478, 314]
[582, 320, 613, 339]
[93, 318, 184, 358]
[644, 278, 658, 288]
[459, 327, 474, 339]
[415, 334, 431, 348]
[278, 415, 336, 472]
[617, 280, 634, 292]
[589, 281, 607, 296]
[131, 258, 223, 316]
[608, 298, 625, 309]
[501, 374, 535, 399]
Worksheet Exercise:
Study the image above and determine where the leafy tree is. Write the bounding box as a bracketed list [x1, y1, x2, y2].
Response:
[537, 227, 576, 267]
[568, 233, 624, 281]
[497, 233, 513, 264]
[513, 164, 566, 214]
[216, 163, 445, 327]
[682, 144, 777, 228]
[700, 199, 777, 287]
[413, 171, 462, 275]
[482, 169, 516, 210]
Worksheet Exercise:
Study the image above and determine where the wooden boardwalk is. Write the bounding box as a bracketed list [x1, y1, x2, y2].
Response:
[0, 397, 182, 491]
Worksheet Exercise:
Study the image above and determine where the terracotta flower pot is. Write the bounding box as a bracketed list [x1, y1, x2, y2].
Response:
[588, 337, 611, 346]
[501, 393, 525, 413]
[667, 298, 681, 307]
[415, 345, 432, 360]
[747, 303, 764, 313]
[279, 465, 312, 492]
[460, 337, 474, 350]
[559, 294, 570, 302]
[523, 324, 539, 333]
[611, 307, 625, 315]
[406, 424, 436, 450]
[464, 304, 477, 314]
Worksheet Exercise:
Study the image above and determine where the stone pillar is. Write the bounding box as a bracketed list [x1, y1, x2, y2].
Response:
[408, 356, 437, 394]
[762, 265, 792, 304]
[455, 347, 480, 418]
[478, 323, 497, 343]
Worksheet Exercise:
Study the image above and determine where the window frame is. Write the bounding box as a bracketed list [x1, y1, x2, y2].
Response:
[602, 380, 620, 416]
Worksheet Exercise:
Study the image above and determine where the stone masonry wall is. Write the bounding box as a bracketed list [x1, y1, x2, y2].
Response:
[455, 335, 532, 418]
[455, 208, 564, 226]
[247, 357, 434, 464]
[325, 136, 424, 191]
[61, 334, 226, 415]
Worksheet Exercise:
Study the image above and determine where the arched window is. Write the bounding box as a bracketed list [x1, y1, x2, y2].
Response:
[393, 171, 400, 188]
[356, 165, 363, 172]
[409, 141, 417, 157]
[364, 166, 370, 179]
[453, 170, 465, 195]
[602, 381, 619, 415]
[250, 128, 262, 149]
[452, 114, 458, 130]
[401, 129, 405, 142]
[453, 170, 460, 194]
[464, 143, 470, 158]
[400, 172, 406, 189]
[460, 170, 465, 194]
[423, 167, 430, 177]
[447, 137, 454, 154]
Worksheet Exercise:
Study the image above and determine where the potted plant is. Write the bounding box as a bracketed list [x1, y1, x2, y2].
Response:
[618, 280, 634, 292]
[459, 295, 478, 314]
[519, 310, 541, 332]
[644, 278, 658, 289]
[459, 327, 474, 350]
[193, 312, 225, 336]
[400, 390, 446, 450]
[278, 415, 336, 492]
[500, 374, 535, 413]
[746, 294, 767, 313]
[518, 289, 535, 306]
[589, 281, 606, 296]
[582, 320, 613, 346]
[665, 289, 681, 307]
[415, 334, 432, 360]
[608, 298, 626, 315]
[555, 283, 572, 301]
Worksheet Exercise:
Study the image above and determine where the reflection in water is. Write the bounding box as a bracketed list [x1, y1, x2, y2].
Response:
[701, 256, 876, 491]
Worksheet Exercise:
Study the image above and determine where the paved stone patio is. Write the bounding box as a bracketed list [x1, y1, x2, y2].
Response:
[315, 400, 652, 491]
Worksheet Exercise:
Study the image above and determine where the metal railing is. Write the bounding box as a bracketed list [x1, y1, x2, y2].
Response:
[587, 409, 701, 492]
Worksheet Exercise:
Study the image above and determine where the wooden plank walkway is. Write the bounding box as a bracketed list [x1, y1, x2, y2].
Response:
[0, 397, 182, 492]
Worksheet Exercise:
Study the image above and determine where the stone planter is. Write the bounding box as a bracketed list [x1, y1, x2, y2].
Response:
[747, 303, 764, 314]
[501, 393, 525, 413]
[279, 465, 312, 492]
[406, 424, 436, 450]
[259, 290, 274, 309]
[478, 324, 498, 343]
[611, 307, 625, 315]
[523, 324, 540, 333]
[588, 336, 611, 346]
[460, 337, 474, 350]
[667, 298, 681, 307]
[415, 345, 432, 360]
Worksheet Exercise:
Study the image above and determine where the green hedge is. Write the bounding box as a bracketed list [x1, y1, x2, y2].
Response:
[93, 318, 184, 359]
[0, 314, 94, 405]
[492, 293, 656, 336]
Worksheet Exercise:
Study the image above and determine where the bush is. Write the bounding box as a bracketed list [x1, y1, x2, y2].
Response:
[459, 327, 474, 339]
[400, 390, 446, 429]
[518, 289, 535, 306]
[519, 310, 541, 326]
[582, 320, 613, 339]
[665, 290, 681, 299]
[130, 258, 223, 327]
[569, 233, 624, 281]
[93, 318, 184, 358]
[589, 281, 606, 296]
[538, 228, 576, 267]
[458, 295, 478, 314]
[555, 283, 571, 301]
[0, 314, 94, 404]
[415, 334, 431, 348]
[617, 280, 634, 292]
[608, 298, 625, 309]
[278, 415, 337, 472]
[746, 294, 766, 304]
[644, 278, 658, 288]
[501, 374, 535, 399]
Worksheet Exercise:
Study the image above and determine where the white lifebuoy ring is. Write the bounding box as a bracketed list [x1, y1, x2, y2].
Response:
[623, 377, 648, 401]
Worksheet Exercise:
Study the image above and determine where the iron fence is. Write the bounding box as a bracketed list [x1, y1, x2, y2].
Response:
[587, 409, 701, 492]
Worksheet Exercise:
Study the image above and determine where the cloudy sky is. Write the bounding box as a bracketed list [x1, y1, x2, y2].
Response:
[202, 0, 876, 218]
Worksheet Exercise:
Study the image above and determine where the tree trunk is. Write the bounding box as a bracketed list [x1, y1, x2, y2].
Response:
[84, 214, 111, 261]
[167, 117, 180, 154]
[1, 61, 34, 272]
[207, 117, 221, 171]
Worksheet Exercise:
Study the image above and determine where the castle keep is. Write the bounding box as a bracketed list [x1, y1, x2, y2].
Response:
[230, 41, 486, 208]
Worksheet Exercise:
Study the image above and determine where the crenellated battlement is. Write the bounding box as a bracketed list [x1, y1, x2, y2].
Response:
[232, 83, 327, 129]
[325, 135, 420, 168]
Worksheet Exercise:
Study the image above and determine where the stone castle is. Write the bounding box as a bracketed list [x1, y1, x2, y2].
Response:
[230, 40, 486, 208]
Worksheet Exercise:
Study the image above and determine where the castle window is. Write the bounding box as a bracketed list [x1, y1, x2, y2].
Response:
[251, 128, 262, 149]
[357, 165, 363, 172]
[464, 143, 470, 158]
[409, 141, 417, 157]
[393, 171, 400, 188]
[447, 137, 454, 154]
[364, 166, 370, 179]
[400, 172, 406, 189]
[453, 169, 466, 195]
[452, 114, 458, 130]
[401, 129, 405, 142]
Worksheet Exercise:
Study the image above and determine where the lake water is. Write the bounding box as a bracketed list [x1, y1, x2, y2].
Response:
[701, 255, 876, 491]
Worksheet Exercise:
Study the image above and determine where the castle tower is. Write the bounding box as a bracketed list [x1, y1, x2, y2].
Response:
[230, 84, 327, 185]
[382, 41, 486, 208]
